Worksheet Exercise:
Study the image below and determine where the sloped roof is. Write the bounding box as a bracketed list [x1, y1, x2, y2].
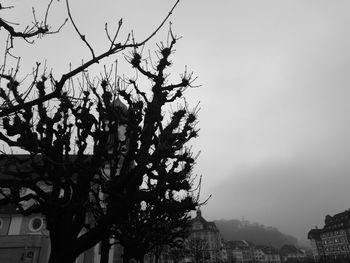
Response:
[112, 97, 128, 113]
[0, 154, 93, 214]
[226, 240, 254, 249]
[255, 245, 279, 255]
[307, 228, 322, 239]
[0, 204, 19, 214]
[280, 245, 304, 256]
[324, 210, 350, 230]
[190, 209, 219, 232]
[308, 209, 350, 238]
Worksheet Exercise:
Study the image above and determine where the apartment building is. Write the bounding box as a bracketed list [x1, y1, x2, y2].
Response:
[255, 245, 281, 263]
[308, 209, 350, 261]
[225, 240, 254, 263]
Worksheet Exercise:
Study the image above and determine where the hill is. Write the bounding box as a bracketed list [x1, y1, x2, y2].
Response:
[215, 219, 298, 248]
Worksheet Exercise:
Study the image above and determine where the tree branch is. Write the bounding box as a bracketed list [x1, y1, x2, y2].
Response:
[0, 1, 180, 117]
[65, 0, 95, 58]
[0, 18, 48, 39]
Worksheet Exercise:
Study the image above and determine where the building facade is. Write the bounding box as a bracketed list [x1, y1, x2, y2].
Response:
[308, 229, 324, 261]
[186, 210, 226, 263]
[225, 241, 282, 263]
[308, 210, 350, 261]
[255, 245, 281, 263]
[225, 240, 254, 263]
[279, 245, 306, 262]
[0, 205, 50, 263]
[0, 204, 126, 263]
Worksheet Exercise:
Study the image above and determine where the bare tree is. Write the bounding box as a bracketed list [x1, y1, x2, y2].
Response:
[0, 0, 66, 41]
[111, 198, 194, 263]
[188, 238, 211, 263]
[169, 247, 187, 263]
[0, 4, 201, 260]
[0, 0, 180, 116]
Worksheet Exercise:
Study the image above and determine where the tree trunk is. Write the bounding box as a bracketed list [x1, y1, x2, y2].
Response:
[100, 237, 110, 263]
[48, 249, 76, 263]
[123, 247, 133, 263]
[123, 246, 145, 263]
[138, 255, 144, 263]
[47, 225, 78, 263]
[46, 211, 82, 263]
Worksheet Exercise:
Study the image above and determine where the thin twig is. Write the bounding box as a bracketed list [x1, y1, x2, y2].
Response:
[0, 0, 180, 117]
[46, 18, 68, 35]
[137, 0, 180, 47]
[66, 0, 95, 58]
[44, 0, 54, 26]
[111, 19, 123, 49]
[104, 23, 113, 43]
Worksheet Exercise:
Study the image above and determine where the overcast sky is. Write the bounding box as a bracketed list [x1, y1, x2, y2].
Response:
[4, 0, 350, 245]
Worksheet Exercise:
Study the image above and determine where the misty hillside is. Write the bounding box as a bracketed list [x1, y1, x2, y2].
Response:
[215, 219, 298, 248]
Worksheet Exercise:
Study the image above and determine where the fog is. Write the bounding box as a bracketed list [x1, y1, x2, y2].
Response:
[4, 0, 350, 246]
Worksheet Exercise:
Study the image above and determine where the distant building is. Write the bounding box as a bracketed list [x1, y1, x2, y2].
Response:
[307, 228, 324, 261]
[144, 209, 227, 263]
[186, 209, 226, 263]
[255, 245, 281, 263]
[279, 245, 306, 262]
[308, 210, 350, 262]
[225, 240, 254, 263]
[224, 240, 282, 263]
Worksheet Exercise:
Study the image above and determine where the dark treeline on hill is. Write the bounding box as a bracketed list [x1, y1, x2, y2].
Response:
[215, 219, 298, 248]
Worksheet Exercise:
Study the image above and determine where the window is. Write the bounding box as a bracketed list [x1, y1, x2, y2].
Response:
[29, 217, 44, 232]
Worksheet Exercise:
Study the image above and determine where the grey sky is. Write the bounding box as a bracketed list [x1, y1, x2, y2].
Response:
[4, 0, 350, 245]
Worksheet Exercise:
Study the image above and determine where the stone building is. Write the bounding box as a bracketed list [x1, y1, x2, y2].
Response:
[308, 210, 350, 261]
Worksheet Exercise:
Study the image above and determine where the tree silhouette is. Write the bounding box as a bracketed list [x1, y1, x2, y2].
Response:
[0, 0, 179, 116]
[169, 247, 187, 263]
[0, 1, 200, 263]
[188, 238, 210, 263]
